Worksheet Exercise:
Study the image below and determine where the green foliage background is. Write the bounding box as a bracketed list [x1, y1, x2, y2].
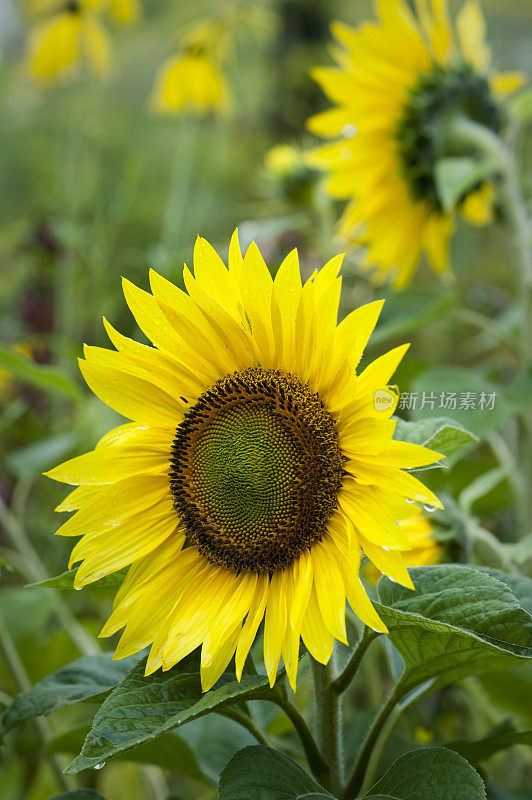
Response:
[1, 1, 532, 799]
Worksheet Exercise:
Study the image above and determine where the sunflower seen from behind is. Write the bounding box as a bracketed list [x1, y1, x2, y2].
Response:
[308, 0, 526, 287]
[46, 231, 442, 692]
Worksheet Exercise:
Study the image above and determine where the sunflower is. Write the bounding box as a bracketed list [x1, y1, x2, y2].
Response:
[150, 20, 231, 116]
[27, 1, 111, 83]
[46, 231, 442, 692]
[308, 0, 526, 287]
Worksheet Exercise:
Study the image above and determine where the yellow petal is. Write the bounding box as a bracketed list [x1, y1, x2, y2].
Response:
[79, 356, 183, 427]
[461, 181, 495, 226]
[311, 542, 347, 644]
[263, 570, 287, 686]
[235, 575, 269, 680]
[54, 474, 171, 537]
[456, 0, 490, 73]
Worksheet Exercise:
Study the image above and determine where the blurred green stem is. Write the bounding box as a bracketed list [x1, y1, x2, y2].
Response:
[446, 116, 532, 535]
[0, 609, 74, 793]
[0, 490, 99, 657]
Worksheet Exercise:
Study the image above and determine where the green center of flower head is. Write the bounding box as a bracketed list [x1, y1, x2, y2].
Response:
[396, 63, 502, 209]
[170, 368, 344, 573]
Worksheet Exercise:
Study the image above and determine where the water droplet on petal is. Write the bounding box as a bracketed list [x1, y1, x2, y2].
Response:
[75, 587, 82, 591]
[342, 124, 357, 138]
[423, 504, 436, 513]
[94, 762, 106, 770]
[405, 498, 415, 504]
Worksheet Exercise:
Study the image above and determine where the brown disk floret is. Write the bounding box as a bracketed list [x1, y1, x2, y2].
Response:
[169, 368, 344, 573]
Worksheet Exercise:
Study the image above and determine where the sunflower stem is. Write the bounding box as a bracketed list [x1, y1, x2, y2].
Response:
[217, 707, 270, 747]
[444, 115, 532, 536]
[330, 627, 377, 695]
[310, 650, 343, 796]
[273, 687, 329, 787]
[341, 674, 408, 800]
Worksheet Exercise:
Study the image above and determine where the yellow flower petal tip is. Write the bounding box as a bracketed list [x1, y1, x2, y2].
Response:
[308, 0, 521, 287]
[47, 231, 441, 690]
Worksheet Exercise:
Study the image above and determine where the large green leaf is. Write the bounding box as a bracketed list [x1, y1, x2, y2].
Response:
[1, 653, 141, 734]
[66, 653, 275, 773]
[48, 724, 205, 780]
[394, 417, 478, 461]
[376, 565, 532, 692]
[0, 343, 80, 401]
[446, 724, 532, 765]
[366, 747, 485, 799]
[217, 745, 332, 800]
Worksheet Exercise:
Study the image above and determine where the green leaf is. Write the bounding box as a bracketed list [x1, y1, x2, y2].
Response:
[475, 568, 532, 617]
[218, 745, 332, 800]
[394, 417, 478, 461]
[0, 343, 81, 401]
[27, 568, 127, 590]
[367, 747, 486, 799]
[1, 653, 142, 734]
[47, 792, 106, 800]
[65, 653, 275, 773]
[446, 724, 532, 765]
[48, 724, 205, 780]
[434, 156, 495, 211]
[376, 565, 532, 692]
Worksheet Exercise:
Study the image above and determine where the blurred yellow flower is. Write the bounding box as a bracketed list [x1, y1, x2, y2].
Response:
[150, 51, 231, 116]
[27, 2, 112, 83]
[365, 516, 441, 585]
[308, 0, 526, 287]
[265, 144, 300, 177]
[107, 0, 141, 25]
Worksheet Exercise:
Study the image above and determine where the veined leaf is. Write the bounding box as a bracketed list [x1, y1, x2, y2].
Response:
[217, 745, 332, 800]
[366, 747, 485, 799]
[376, 565, 532, 692]
[66, 653, 275, 773]
[28, 568, 127, 590]
[394, 416, 478, 461]
[1, 653, 141, 734]
[48, 724, 205, 780]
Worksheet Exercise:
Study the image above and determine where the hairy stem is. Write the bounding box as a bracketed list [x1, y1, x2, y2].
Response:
[342, 675, 407, 800]
[218, 707, 270, 747]
[273, 688, 329, 788]
[311, 651, 343, 796]
[331, 627, 377, 695]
